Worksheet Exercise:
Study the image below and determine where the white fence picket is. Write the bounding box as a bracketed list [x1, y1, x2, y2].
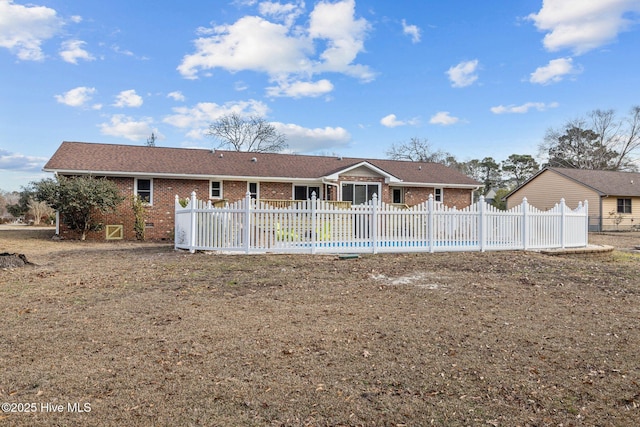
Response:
[174, 192, 589, 254]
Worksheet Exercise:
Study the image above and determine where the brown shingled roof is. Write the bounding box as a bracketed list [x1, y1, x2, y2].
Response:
[548, 167, 640, 197]
[43, 141, 480, 187]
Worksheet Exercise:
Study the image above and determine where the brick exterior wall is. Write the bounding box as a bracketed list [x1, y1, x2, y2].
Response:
[59, 177, 209, 241]
[440, 188, 473, 208]
[58, 176, 474, 241]
[221, 180, 250, 202]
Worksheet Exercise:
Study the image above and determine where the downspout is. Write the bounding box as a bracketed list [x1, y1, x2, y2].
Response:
[600, 195, 607, 232]
[322, 179, 340, 201]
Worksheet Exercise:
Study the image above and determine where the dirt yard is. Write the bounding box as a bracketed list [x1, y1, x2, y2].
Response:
[1, 227, 639, 426]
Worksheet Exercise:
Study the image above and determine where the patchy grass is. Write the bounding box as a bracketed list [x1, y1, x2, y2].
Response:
[1, 228, 639, 426]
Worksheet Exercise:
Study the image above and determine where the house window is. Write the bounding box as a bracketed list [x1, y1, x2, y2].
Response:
[434, 188, 443, 203]
[391, 188, 404, 204]
[617, 198, 632, 214]
[294, 185, 321, 200]
[135, 178, 152, 204]
[341, 183, 380, 205]
[210, 181, 222, 198]
[248, 182, 259, 199]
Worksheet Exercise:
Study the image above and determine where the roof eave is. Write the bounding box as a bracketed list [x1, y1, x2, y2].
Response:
[44, 168, 334, 183]
[399, 181, 482, 190]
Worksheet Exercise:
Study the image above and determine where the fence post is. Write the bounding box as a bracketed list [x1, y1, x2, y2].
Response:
[371, 193, 378, 254]
[189, 191, 197, 254]
[522, 197, 529, 250]
[243, 191, 251, 254]
[174, 195, 179, 251]
[479, 195, 486, 252]
[428, 194, 435, 253]
[311, 192, 317, 255]
[560, 198, 566, 249]
[584, 199, 589, 244]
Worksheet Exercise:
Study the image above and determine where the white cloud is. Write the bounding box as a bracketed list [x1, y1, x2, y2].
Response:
[178, 0, 373, 96]
[99, 115, 156, 141]
[0, 0, 63, 60]
[308, 0, 373, 80]
[163, 100, 269, 139]
[113, 89, 143, 108]
[59, 39, 95, 64]
[402, 19, 421, 43]
[179, 15, 310, 79]
[527, 0, 640, 54]
[54, 86, 99, 108]
[429, 111, 460, 126]
[0, 149, 48, 171]
[490, 102, 559, 114]
[259, 0, 305, 26]
[266, 79, 334, 98]
[529, 57, 580, 84]
[167, 91, 186, 102]
[272, 122, 351, 152]
[446, 59, 479, 88]
[380, 114, 419, 128]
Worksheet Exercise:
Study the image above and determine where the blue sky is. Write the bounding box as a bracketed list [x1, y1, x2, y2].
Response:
[1, 0, 640, 191]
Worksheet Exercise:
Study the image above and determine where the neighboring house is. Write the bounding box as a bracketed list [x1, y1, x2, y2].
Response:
[506, 167, 640, 231]
[43, 141, 481, 240]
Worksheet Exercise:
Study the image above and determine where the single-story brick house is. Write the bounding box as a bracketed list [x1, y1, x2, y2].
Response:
[43, 141, 481, 240]
[505, 167, 640, 231]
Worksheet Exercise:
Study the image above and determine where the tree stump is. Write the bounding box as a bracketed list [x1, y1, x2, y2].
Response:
[0, 253, 34, 268]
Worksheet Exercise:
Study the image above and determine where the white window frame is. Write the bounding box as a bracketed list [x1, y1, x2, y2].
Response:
[135, 178, 153, 205]
[434, 188, 443, 203]
[210, 180, 223, 199]
[247, 182, 259, 199]
[293, 184, 322, 200]
[340, 182, 381, 205]
[391, 187, 404, 204]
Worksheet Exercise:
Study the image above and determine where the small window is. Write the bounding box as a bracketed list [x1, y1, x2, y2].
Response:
[617, 198, 632, 214]
[248, 182, 259, 199]
[210, 181, 222, 198]
[392, 188, 404, 204]
[434, 188, 443, 203]
[136, 179, 152, 204]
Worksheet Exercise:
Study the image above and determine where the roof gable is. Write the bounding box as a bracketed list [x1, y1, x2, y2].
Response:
[43, 141, 480, 187]
[324, 161, 401, 183]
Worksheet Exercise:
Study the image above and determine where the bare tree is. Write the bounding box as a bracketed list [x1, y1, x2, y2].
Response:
[27, 199, 54, 225]
[609, 106, 640, 170]
[207, 113, 287, 153]
[386, 137, 452, 163]
[541, 107, 640, 171]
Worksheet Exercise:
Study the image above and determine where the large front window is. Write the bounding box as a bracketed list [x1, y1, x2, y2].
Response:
[341, 183, 380, 205]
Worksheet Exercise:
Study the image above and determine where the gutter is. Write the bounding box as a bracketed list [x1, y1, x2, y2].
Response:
[43, 169, 482, 190]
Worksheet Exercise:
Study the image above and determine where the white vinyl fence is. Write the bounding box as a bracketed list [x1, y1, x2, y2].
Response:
[174, 192, 588, 254]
